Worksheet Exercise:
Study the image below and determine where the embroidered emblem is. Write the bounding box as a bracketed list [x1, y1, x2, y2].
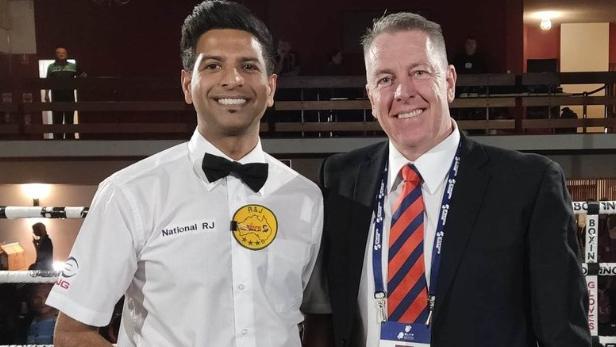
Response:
[231, 204, 277, 250]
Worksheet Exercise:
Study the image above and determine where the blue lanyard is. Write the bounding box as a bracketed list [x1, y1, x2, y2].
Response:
[372, 143, 462, 322]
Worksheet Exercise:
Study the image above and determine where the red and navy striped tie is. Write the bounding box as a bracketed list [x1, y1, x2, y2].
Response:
[387, 164, 429, 323]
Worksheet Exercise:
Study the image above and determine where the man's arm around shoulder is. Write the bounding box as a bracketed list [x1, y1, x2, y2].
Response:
[54, 312, 112, 347]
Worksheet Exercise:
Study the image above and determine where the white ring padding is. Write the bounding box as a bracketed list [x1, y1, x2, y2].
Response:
[0, 201, 613, 219]
[0, 270, 59, 283]
[572, 201, 616, 215]
[601, 335, 616, 343]
[0, 206, 89, 219]
[0, 345, 116, 347]
[581, 263, 616, 276]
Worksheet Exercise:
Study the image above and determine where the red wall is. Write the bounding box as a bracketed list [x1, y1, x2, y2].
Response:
[30, 0, 522, 78]
[523, 24, 561, 71]
[611, 23, 616, 67]
[525, 22, 616, 72]
[265, 0, 522, 74]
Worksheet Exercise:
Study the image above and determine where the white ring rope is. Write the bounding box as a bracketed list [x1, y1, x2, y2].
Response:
[4, 265, 616, 284]
[0, 271, 59, 283]
[572, 200, 616, 215]
[0, 201, 612, 219]
[0, 206, 88, 219]
[0, 345, 117, 347]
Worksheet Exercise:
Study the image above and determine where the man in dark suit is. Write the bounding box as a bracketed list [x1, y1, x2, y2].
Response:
[307, 11, 590, 347]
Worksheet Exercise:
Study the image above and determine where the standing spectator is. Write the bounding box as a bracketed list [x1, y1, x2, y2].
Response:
[453, 36, 484, 74]
[271, 40, 302, 134]
[275, 40, 300, 76]
[452, 36, 486, 127]
[30, 223, 53, 271]
[44, 46, 85, 140]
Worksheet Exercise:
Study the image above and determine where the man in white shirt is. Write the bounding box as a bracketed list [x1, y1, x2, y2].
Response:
[309, 11, 590, 347]
[47, 1, 323, 346]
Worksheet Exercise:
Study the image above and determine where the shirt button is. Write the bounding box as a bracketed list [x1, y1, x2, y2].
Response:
[241, 328, 248, 335]
[238, 284, 245, 290]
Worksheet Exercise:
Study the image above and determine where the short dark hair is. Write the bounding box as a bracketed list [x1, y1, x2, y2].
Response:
[180, 0, 275, 75]
[361, 12, 448, 69]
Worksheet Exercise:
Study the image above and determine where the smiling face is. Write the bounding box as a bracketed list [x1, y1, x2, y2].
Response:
[181, 29, 276, 143]
[365, 30, 456, 160]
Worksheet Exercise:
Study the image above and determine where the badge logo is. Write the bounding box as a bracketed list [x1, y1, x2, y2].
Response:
[61, 257, 79, 278]
[231, 204, 278, 250]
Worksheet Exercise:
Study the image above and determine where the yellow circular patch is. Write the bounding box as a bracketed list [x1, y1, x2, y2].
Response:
[232, 204, 278, 250]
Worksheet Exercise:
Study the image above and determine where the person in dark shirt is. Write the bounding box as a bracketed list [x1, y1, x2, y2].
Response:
[31, 223, 53, 271]
[25, 284, 57, 344]
[44, 46, 85, 140]
[324, 49, 344, 76]
[452, 37, 485, 125]
[453, 36, 484, 74]
[275, 40, 300, 76]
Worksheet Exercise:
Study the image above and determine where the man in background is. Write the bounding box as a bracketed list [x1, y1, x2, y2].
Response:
[45, 46, 85, 139]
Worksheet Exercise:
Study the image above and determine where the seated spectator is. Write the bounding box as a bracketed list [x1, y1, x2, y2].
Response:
[324, 49, 344, 76]
[26, 284, 57, 344]
[30, 223, 53, 271]
[0, 284, 19, 343]
[555, 106, 578, 134]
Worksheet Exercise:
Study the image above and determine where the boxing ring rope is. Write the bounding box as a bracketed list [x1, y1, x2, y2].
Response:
[1, 202, 616, 346]
[0, 206, 88, 219]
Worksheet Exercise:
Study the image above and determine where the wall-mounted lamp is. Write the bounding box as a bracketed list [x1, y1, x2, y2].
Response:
[540, 18, 552, 31]
[22, 184, 50, 206]
[533, 10, 559, 31]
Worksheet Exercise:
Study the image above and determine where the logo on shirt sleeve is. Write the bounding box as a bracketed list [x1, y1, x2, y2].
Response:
[61, 257, 79, 277]
[231, 204, 277, 250]
[55, 256, 79, 290]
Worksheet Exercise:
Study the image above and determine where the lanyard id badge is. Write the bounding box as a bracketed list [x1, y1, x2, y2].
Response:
[379, 321, 430, 346]
[372, 143, 462, 347]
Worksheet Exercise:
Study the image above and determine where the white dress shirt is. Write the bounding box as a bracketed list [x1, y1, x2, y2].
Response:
[356, 126, 460, 347]
[47, 130, 324, 347]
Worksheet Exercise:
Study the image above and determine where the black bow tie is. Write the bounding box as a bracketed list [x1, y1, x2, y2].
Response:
[202, 153, 268, 192]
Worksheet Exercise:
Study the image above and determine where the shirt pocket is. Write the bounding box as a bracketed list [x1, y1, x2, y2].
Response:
[266, 238, 308, 313]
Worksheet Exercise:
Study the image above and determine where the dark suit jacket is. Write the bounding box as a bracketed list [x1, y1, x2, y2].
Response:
[320, 135, 590, 347]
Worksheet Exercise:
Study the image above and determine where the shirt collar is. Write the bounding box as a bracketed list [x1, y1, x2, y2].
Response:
[388, 121, 460, 195]
[188, 129, 266, 190]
